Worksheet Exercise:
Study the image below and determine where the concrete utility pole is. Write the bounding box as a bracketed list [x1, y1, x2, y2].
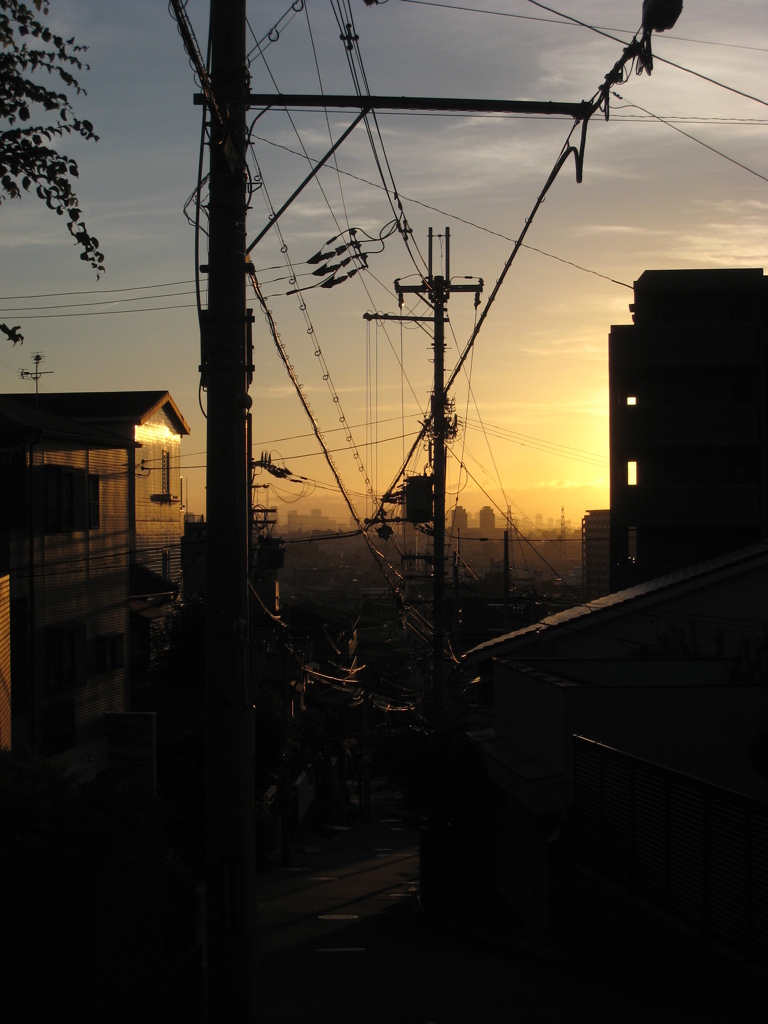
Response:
[395, 229, 482, 725]
[203, 1, 257, 1019]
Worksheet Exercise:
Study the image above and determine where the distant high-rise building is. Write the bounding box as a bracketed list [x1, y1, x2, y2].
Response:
[582, 509, 611, 600]
[451, 505, 468, 534]
[478, 505, 496, 534]
[609, 268, 768, 591]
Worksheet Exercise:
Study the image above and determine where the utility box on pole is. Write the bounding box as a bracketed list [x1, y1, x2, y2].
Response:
[405, 474, 434, 524]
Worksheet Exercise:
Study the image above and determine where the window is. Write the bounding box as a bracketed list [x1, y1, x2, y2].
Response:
[96, 634, 124, 674]
[627, 461, 637, 486]
[161, 450, 170, 495]
[46, 624, 87, 690]
[626, 396, 637, 406]
[152, 451, 176, 503]
[44, 467, 99, 532]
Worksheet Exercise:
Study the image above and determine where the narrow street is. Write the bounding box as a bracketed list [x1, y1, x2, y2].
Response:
[254, 781, 764, 1023]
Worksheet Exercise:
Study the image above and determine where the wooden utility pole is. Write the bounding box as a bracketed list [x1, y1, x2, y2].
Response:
[203, 1, 257, 1019]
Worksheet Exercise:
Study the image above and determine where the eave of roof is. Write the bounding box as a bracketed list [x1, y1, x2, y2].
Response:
[0, 396, 137, 449]
[463, 541, 768, 665]
[0, 391, 191, 436]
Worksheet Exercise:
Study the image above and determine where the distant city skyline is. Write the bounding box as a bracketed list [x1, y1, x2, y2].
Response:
[274, 498, 582, 536]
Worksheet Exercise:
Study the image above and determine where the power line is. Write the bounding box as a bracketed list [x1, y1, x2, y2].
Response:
[394, 0, 768, 53]
[250, 133, 634, 289]
[521, 0, 768, 108]
[613, 92, 768, 183]
[0, 279, 196, 301]
[0, 289, 198, 314]
[0, 303, 196, 320]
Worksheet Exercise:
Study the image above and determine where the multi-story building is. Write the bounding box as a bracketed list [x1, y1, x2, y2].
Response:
[609, 268, 768, 591]
[450, 504, 468, 535]
[478, 505, 496, 534]
[581, 508, 610, 600]
[0, 396, 134, 777]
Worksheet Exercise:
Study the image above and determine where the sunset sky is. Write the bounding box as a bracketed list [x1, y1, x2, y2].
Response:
[1, 0, 766, 537]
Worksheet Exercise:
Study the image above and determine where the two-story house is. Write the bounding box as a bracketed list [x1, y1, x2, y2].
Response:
[0, 396, 134, 779]
[2, 392, 191, 686]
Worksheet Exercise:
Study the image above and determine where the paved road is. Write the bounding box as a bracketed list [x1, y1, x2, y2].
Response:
[254, 784, 764, 1023]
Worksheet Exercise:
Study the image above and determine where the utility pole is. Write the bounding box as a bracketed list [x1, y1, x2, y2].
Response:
[394, 229, 482, 726]
[203, 1, 257, 1019]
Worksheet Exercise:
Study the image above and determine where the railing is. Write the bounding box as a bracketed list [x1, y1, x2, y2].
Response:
[573, 735, 768, 968]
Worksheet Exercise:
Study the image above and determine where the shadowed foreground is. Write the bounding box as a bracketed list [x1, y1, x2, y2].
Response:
[254, 781, 764, 1023]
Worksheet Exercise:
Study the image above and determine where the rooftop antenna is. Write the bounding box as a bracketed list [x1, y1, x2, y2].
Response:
[19, 352, 53, 404]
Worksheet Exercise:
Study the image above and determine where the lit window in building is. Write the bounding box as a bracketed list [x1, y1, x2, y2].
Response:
[626, 395, 637, 406]
[627, 461, 637, 486]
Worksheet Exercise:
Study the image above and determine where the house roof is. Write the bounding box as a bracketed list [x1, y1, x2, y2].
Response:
[463, 541, 768, 666]
[0, 395, 137, 449]
[0, 391, 191, 436]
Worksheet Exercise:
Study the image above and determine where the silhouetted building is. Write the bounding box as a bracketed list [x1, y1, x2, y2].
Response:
[464, 542, 768, 1010]
[450, 504, 468, 534]
[609, 268, 768, 591]
[582, 509, 610, 600]
[478, 505, 496, 534]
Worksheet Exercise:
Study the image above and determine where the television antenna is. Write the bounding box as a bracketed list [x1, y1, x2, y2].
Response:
[19, 352, 54, 400]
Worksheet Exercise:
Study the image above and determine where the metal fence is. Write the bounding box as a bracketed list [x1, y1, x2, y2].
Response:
[573, 735, 768, 968]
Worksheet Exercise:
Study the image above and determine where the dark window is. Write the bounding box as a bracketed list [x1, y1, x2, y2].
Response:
[96, 634, 124, 674]
[44, 468, 99, 532]
[46, 624, 87, 690]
